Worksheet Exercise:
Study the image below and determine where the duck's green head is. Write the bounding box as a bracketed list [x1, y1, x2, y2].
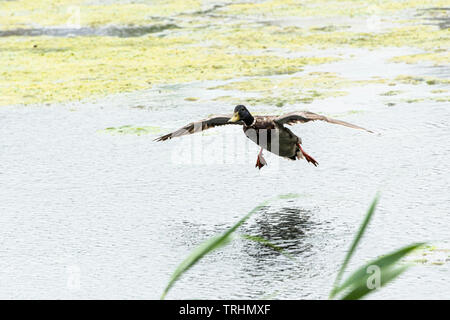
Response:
[229, 105, 254, 126]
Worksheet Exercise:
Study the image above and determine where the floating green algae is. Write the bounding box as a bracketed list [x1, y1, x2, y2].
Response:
[210, 72, 386, 91]
[220, 0, 450, 18]
[190, 23, 448, 52]
[1, 0, 449, 106]
[405, 245, 450, 266]
[380, 90, 402, 96]
[0, 0, 202, 29]
[432, 96, 450, 102]
[0, 35, 335, 106]
[431, 89, 448, 94]
[99, 125, 164, 136]
[309, 25, 351, 33]
[391, 51, 450, 66]
[395, 75, 450, 85]
[214, 91, 347, 107]
[401, 96, 450, 104]
[405, 98, 426, 103]
[210, 72, 386, 106]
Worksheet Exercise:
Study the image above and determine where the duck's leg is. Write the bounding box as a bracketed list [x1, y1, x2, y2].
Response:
[255, 147, 267, 169]
[297, 143, 318, 167]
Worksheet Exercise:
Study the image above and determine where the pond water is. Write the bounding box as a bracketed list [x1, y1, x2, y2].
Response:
[1, 51, 449, 299]
[0, 1, 449, 299]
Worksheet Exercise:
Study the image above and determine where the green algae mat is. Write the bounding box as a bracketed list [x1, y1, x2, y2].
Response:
[1, 0, 448, 106]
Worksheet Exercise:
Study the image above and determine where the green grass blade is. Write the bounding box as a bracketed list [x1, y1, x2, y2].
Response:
[240, 234, 295, 261]
[334, 242, 424, 298]
[160, 235, 230, 300]
[330, 194, 379, 298]
[160, 201, 269, 299]
[341, 265, 409, 300]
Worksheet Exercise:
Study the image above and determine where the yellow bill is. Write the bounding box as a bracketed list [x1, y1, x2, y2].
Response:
[228, 112, 240, 123]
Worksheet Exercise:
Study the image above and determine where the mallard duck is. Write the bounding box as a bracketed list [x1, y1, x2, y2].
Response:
[155, 105, 372, 169]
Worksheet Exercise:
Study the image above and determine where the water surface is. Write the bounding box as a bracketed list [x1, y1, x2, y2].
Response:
[1, 54, 449, 299]
[0, 0, 449, 299]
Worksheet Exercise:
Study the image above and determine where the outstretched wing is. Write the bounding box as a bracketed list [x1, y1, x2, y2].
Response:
[155, 114, 242, 141]
[274, 111, 373, 133]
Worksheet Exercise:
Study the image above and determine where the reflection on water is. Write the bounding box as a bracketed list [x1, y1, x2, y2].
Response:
[244, 206, 317, 257]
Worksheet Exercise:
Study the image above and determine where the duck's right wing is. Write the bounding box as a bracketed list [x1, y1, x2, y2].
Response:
[155, 114, 243, 141]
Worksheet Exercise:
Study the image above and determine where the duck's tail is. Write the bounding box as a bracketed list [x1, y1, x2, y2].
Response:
[296, 143, 318, 167]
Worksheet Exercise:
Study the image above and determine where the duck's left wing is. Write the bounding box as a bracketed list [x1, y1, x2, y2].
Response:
[274, 111, 373, 133]
[155, 114, 242, 141]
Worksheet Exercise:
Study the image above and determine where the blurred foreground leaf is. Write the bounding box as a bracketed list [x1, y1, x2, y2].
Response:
[160, 200, 269, 299]
[330, 195, 379, 298]
[330, 194, 425, 299]
[336, 243, 424, 299]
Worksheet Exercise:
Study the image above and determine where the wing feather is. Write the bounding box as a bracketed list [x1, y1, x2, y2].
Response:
[155, 114, 242, 141]
[274, 111, 373, 133]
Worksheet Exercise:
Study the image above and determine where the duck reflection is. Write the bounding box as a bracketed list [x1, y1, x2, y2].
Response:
[242, 205, 318, 259]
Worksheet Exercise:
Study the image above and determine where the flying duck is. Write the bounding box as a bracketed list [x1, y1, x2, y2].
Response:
[155, 105, 372, 169]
